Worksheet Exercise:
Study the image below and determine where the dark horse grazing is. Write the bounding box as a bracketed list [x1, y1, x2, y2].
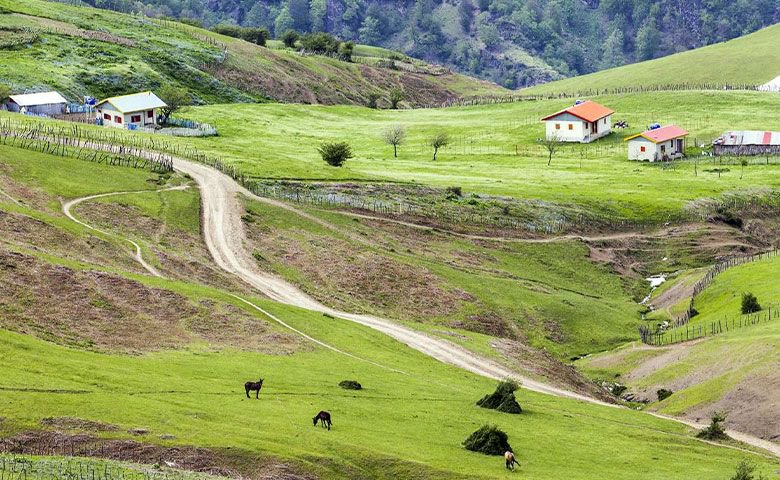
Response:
[244, 379, 264, 399]
[312, 411, 332, 431]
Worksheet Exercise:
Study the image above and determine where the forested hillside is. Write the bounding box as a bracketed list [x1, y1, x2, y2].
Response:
[68, 0, 780, 88]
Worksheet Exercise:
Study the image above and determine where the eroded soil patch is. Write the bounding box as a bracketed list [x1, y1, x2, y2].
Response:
[0, 248, 302, 354]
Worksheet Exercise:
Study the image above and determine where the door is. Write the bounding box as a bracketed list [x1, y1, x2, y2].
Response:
[676, 139, 683, 154]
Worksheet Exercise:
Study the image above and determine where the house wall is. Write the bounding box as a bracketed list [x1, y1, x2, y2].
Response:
[5, 101, 65, 115]
[628, 138, 658, 161]
[628, 137, 685, 161]
[97, 103, 124, 128]
[545, 113, 612, 143]
[124, 109, 157, 129]
[97, 105, 157, 129]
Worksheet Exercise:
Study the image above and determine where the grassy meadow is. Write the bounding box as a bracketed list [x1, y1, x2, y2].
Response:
[0, 0, 501, 105]
[174, 90, 780, 222]
[523, 23, 780, 95]
[242, 198, 641, 359]
[2, 146, 779, 478]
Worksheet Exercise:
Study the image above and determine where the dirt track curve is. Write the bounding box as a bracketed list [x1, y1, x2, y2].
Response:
[170, 158, 608, 404]
[48, 138, 778, 458]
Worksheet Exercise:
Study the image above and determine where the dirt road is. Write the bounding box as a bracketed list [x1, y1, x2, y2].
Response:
[62, 188, 190, 278]
[47, 136, 777, 457]
[171, 157, 612, 404]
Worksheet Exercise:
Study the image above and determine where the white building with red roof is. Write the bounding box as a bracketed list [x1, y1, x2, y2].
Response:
[625, 125, 689, 162]
[541, 100, 615, 143]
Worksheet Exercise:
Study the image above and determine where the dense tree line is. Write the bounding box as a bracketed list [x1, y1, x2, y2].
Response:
[77, 0, 780, 88]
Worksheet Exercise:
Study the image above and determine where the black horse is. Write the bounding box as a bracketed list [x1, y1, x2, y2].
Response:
[244, 379, 264, 399]
[312, 411, 332, 430]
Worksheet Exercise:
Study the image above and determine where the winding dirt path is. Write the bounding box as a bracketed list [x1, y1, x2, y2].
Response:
[60, 187, 396, 372]
[62, 188, 187, 278]
[171, 157, 611, 404]
[172, 157, 780, 458]
[43, 138, 777, 458]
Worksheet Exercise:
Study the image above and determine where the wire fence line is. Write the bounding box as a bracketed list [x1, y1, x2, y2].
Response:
[639, 305, 777, 346]
[423, 82, 762, 109]
[0, 120, 173, 173]
[639, 249, 780, 345]
[674, 249, 780, 327]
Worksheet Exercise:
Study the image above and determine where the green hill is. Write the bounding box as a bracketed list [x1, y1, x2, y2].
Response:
[523, 23, 780, 95]
[579, 256, 780, 443]
[0, 0, 503, 106]
[1, 144, 778, 479]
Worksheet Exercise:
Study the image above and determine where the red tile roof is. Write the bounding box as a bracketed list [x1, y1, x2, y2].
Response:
[541, 100, 615, 123]
[625, 125, 689, 144]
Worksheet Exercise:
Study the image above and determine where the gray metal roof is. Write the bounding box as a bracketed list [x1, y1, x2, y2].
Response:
[714, 130, 780, 146]
[97, 91, 167, 113]
[9, 91, 68, 107]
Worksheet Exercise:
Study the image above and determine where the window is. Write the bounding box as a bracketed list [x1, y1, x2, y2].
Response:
[555, 123, 561, 130]
[661, 145, 666, 153]
[103, 113, 111, 121]
[568, 124, 573, 130]
[115, 116, 122, 124]
[147, 110, 154, 118]
[604, 118, 608, 125]
[131, 115, 142, 123]
[640, 146, 646, 153]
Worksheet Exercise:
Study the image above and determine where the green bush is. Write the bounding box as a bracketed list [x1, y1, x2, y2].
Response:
[730, 459, 767, 480]
[477, 380, 522, 414]
[280, 29, 299, 48]
[463, 425, 512, 455]
[211, 25, 269, 46]
[300, 32, 340, 55]
[339, 380, 362, 390]
[318, 142, 353, 167]
[656, 388, 673, 401]
[741, 292, 761, 314]
[697, 411, 728, 440]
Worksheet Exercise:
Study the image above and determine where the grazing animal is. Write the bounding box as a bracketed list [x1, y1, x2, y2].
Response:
[244, 379, 264, 399]
[312, 411, 332, 431]
[504, 451, 518, 471]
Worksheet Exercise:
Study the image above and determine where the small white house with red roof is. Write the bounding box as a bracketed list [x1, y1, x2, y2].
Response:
[625, 125, 688, 161]
[541, 100, 615, 143]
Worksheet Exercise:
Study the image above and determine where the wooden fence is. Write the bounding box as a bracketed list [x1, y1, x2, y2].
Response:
[0, 120, 173, 173]
[671, 249, 780, 329]
[639, 306, 777, 346]
[423, 82, 761, 109]
[639, 249, 780, 345]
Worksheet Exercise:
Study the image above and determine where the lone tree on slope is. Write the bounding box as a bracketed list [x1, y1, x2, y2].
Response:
[428, 131, 450, 161]
[389, 88, 405, 109]
[158, 85, 192, 123]
[383, 125, 406, 158]
[540, 132, 562, 166]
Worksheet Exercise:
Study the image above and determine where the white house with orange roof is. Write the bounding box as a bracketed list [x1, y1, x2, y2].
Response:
[625, 125, 689, 161]
[96, 91, 167, 129]
[541, 100, 615, 143]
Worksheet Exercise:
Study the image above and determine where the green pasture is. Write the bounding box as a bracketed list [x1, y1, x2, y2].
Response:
[2, 145, 778, 479]
[244, 198, 641, 358]
[174, 90, 780, 222]
[523, 24, 780, 95]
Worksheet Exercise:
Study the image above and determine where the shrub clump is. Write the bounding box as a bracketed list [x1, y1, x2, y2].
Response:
[477, 380, 522, 414]
[339, 380, 362, 390]
[318, 142, 353, 167]
[463, 425, 512, 455]
[697, 411, 728, 440]
[657, 388, 673, 401]
[741, 292, 761, 314]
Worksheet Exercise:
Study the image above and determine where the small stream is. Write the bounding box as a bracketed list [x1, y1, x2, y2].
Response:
[641, 274, 668, 308]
